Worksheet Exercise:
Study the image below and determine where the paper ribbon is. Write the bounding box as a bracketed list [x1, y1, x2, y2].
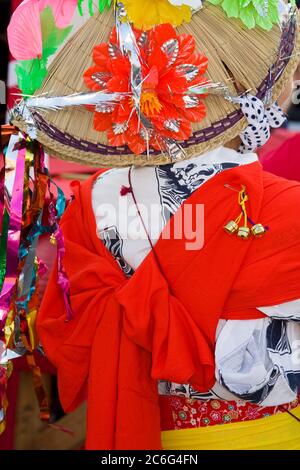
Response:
[0, 139, 27, 327]
[47, 181, 73, 322]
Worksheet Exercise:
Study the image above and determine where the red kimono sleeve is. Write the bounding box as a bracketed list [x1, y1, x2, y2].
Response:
[37, 179, 216, 450]
[37, 195, 125, 413]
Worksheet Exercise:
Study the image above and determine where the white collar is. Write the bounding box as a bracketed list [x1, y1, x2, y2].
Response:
[170, 146, 258, 169]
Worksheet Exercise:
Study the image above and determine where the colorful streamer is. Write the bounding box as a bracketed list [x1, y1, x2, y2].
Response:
[0, 126, 69, 435]
[0, 140, 27, 327]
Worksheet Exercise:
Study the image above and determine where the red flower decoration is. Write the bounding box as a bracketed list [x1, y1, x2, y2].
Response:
[84, 24, 208, 155]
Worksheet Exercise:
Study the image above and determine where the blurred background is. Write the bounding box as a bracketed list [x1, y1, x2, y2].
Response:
[0, 0, 300, 450]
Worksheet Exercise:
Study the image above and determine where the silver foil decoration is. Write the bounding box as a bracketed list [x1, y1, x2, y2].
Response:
[183, 95, 199, 108]
[108, 43, 123, 59]
[114, 2, 187, 162]
[10, 101, 37, 139]
[95, 103, 116, 113]
[25, 91, 123, 111]
[161, 138, 187, 162]
[92, 71, 112, 87]
[164, 119, 181, 133]
[177, 64, 200, 82]
[161, 39, 179, 66]
[113, 122, 129, 135]
[140, 126, 154, 141]
[138, 31, 148, 49]
[115, 2, 142, 115]
[188, 81, 231, 97]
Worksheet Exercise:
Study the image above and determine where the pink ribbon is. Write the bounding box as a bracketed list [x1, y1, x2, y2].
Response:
[54, 226, 73, 322]
[48, 197, 73, 322]
[0, 143, 26, 326]
[0, 133, 5, 234]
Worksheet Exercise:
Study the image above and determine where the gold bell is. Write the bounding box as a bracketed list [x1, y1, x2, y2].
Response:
[224, 220, 239, 235]
[251, 224, 266, 238]
[50, 234, 57, 246]
[237, 227, 250, 240]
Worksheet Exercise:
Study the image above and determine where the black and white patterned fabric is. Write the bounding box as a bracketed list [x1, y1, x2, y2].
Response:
[237, 95, 286, 154]
[100, 226, 135, 278]
[215, 309, 300, 406]
[156, 162, 237, 224]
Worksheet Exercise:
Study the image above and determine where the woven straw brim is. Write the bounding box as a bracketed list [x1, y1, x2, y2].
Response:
[12, 4, 300, 167]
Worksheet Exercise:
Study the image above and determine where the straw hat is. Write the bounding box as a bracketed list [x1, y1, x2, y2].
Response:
[11, 2, 300, 167]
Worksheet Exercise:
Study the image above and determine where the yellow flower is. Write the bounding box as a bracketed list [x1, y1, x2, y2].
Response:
[122, 0, 192, 29]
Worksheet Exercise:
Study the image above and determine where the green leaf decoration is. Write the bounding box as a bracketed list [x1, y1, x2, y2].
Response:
[207, 0, 295, 30]
[15, 59, 48, 96]
[16, 6, 73, 95]
[78, 0, 113, 16]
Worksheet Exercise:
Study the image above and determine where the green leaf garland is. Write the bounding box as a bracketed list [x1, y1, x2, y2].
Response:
[207, 0, 295, 30]
[78, 0, 113, 17]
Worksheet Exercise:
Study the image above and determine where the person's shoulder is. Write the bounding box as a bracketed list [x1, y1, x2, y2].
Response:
[66, 169, 109, 209]
[58, 171, 105, 228]
[92, 167, 129, 192]
[259, 170, 300, 248]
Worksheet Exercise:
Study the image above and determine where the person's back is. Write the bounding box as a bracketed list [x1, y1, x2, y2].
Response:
[7, 0, 300, 450]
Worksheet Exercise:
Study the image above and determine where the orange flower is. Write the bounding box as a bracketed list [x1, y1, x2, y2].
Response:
[84, 24, 208, 155]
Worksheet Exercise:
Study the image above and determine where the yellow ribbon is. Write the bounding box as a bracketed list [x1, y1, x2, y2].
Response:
[234, 185, 249, 229]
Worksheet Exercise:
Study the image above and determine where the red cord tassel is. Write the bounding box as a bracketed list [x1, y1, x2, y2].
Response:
[120, 185, 132, 196]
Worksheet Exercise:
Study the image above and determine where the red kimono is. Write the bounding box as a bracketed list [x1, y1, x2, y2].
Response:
[37, 162, 300, 450]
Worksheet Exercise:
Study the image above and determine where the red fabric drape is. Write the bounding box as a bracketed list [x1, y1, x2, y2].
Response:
[37, 163, 300, 449]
